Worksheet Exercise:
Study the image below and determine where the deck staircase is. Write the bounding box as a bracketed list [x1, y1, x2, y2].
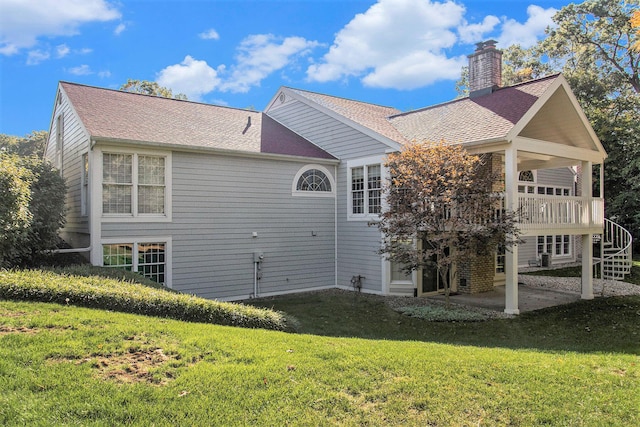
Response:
[595, 218, 633, 280]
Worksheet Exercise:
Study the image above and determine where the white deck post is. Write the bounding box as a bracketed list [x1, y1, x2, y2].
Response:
[581, 161, 594, 299]
[504, 146, 519, 314]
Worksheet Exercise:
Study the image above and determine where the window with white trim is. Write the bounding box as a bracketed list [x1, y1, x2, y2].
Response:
[537, 235, 571, 257]
[348, 157, 384, 219]
[102, 152, 167, 216]
[292, 165, 335, 197]
[102, 241, 167, 285]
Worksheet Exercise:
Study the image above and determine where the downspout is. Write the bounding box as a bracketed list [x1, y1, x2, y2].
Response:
[334, 164, 338, 289]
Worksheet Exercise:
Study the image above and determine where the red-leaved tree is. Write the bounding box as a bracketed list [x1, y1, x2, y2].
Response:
[379, 141, 520, 305]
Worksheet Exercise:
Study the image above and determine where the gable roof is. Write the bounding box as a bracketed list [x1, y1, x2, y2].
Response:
[277, 74, 604, 163]
[388, 75, 560, 146]
[59, 81, 334, 159]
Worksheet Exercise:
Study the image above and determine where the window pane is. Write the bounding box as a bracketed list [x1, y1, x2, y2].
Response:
[137, 155, 166, 214]
[352, 167, 364, 214]
[103, 244, 133, 270]
[367, 165, 381, 214]
[138, 186, 165, 214]
[297, 169, 331, 192]
[103, 154, 132, 184]
[103, 184, 132, 214]
[391, 261, 412, 282]
[138, 156, 165, 185]
[103, 154, 132, 214]
[138, 243, 166, 284]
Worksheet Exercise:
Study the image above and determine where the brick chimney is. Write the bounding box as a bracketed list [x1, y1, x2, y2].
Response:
[468, 40, 502, 98]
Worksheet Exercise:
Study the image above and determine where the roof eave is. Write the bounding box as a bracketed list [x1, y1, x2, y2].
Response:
[90, 136, 340, 164]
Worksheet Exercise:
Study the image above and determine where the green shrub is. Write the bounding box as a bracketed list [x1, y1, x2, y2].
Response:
[0, 154, 66, 267]
[0, 269, 298, 332]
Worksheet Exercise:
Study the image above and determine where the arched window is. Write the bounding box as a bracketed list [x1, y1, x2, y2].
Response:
[292, 165, 335, 197]
[297, 169, 331, 191]
[518, 170, 535, 182]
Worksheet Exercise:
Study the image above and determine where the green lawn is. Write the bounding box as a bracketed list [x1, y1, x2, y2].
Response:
[1, 269, 639, 425]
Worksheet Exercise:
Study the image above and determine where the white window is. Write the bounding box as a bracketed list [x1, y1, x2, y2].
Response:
[537, 235, 571, 257]
[102, 151, 169, 219]
[102, 239, 170, 286]
[348, 156, 384, 220]
[292, 164, 335, 197]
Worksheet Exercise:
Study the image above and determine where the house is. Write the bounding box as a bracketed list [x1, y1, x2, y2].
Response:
[46, 41, 631, 314]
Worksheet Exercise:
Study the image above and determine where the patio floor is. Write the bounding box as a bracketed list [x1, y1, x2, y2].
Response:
[428, 284, 581, 313]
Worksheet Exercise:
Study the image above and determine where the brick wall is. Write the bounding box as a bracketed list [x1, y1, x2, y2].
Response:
[457, 252, 496, 294]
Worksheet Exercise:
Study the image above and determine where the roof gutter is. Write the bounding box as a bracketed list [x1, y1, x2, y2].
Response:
[90, 136, 340, 165]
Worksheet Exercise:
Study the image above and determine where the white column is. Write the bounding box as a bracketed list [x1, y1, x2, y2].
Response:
[581, 161, 594, 299]
[504, 146, 519, 314]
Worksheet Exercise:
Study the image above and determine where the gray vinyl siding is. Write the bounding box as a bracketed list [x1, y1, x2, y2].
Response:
[536, 167, 574, 190]
[268, 98, 390, 293]
[101, 151, 336, 300]
[45, 88, 90, 248]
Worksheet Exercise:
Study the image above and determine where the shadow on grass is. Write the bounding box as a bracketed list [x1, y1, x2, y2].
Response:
[247, 290, 640, 355]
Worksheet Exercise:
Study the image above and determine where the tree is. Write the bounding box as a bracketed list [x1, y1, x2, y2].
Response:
[0, 131, 49, 157]
[378, 141, 520, 306]
[0, 154, 66, 267]
[120, 79, 188, 100]
[632, 10, 640, 50]
[540, 0, 640, 250]
[457, 0, 640, 250]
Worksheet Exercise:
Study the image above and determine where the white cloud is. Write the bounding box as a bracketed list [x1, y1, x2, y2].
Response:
[156, 55, 223, 100]
[458, 15, 501, 44]
[68, 64, 93, 75]
[199, 29, 220, 40]
[26, 50, 50, 65]
[114, 23, 126, 36]
[306, 0, 466, 89]
[98, 70, 111, 78]
[498, 5, 556, 48]
[220, 34, 320, 93]
[56, 44, 70, 58]
[0, 0, 121, 55]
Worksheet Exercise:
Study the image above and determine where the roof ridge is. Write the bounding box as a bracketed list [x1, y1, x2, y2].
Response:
[59, 81, 260, 114]
[388, 73, 562, 119]
[284, 86, 400, 111]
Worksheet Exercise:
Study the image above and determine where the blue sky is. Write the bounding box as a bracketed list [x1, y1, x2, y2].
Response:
[0, 0, 570, 137]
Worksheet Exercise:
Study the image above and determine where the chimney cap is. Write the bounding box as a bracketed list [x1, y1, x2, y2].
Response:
[475, 39, 498, 52]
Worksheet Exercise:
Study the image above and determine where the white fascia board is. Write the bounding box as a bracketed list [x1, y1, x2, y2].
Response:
[513, 136, 606, 163]
[506, 75, 607, 158]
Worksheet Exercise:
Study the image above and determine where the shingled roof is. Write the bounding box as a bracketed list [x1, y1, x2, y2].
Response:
[59, 82, 334, 159]
[280, 75, 560, 147]
[285, 88, 409, 144]
[389, 74, 559, 145]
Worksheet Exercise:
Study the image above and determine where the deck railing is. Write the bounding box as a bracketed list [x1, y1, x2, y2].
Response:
[516, 194, 604, 231]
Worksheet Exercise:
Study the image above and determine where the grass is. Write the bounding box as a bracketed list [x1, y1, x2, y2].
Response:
[0, 267, 295, 331]
[1, 297, 639, 426]
[1, 267, 639, 425]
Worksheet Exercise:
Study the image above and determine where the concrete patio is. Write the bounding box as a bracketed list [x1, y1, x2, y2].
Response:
[429, 283, 582, 313]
